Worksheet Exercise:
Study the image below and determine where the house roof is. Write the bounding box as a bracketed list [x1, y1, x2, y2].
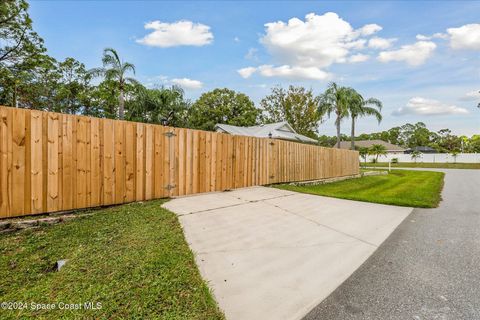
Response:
[214, 122, 317, 144]
[339, 139, 406, 151]
[406, 146, 437, 153]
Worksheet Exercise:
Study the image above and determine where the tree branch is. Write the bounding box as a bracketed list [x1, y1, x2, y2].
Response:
[0, 27, 27, 62]
[0, 3, 21, 26]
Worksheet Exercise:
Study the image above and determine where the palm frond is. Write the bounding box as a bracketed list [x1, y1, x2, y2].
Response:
[125, 77, 141, 86]
[361, 106, 383, 123]
[104, 68, 121, 81]
[103, 48, 121, 66]
[122, 62, 136, 75]
[364, 97, 383, 110]
[88, 67, 105, 78]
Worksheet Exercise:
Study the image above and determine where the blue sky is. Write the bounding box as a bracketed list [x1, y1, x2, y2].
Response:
[29, 1, 480, 136]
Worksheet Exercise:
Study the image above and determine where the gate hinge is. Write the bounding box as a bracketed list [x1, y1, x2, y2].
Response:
[163, 131, 176, 137]
[269, 142, 275, 146]
[165, 184, 176, 190]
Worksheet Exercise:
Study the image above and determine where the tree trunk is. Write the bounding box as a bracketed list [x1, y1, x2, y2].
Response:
[118, 89, 125, 120]
[350, 116, 355, 150]
[336, 116, 341, 148]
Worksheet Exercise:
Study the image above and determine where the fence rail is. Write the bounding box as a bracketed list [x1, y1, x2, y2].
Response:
[0, 106, 359, 218]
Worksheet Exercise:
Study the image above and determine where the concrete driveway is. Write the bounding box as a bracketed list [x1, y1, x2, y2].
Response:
[163, 186, 412, 320]
[304, 168, 480, 320]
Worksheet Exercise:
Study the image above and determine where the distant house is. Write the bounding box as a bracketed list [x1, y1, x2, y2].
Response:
[214, 122, 317, 144]
[405, 146, 437, 154]
[339, 140, 406, 154]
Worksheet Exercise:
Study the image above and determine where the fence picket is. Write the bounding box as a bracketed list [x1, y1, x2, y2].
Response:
[0, 105, 359, 218]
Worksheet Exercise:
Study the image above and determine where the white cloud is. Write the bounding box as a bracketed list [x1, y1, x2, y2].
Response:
[137, 20, 213, 47]
[257, 65, 330, 80]
[461, 90, 480, 101]
[447, 24, 480, 50]
[256, 12, 381, 79]
[171, 78, 203, 89]
[356, 24, 383, 36]
[261, 12, 381, 68]
[234, 36, 240, 43]
[245, 48, 259, 60]
[237, 67, 257, 79]
[433, 32, 448, 39]
[416, 33, 448, 41]
[393, 97, 469, 116]
[416, 34, 431, 41]
[368, 36, 396, 49]
[348, 53, 370, 63]
[378, 41, 436, 66]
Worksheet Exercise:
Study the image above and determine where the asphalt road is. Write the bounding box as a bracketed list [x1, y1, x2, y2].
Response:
[304, 168, 480, 320]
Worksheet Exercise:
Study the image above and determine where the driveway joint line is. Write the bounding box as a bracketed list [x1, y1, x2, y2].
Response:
[177, 193, 296, 216]
[262, 200, 378, 248]
[194, 240, 359, 255]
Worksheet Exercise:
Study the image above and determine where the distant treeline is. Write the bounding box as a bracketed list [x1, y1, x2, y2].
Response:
[1, 0, 478, 154]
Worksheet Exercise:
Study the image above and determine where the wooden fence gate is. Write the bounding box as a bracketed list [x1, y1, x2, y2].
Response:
[0, 106, 359, 218]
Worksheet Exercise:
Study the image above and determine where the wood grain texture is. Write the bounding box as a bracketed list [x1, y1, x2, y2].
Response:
[0, 105, 359, 218]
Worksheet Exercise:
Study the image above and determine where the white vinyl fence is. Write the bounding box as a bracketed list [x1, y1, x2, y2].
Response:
[364, 153, 480, 163]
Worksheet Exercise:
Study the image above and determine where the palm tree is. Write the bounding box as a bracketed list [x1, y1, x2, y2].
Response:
[368, 144, 387, 163]
[357, 146, 369, 166]
[347, 92, 383, 150]
[318, 82, 352, 148]
[90, 48, 136, 119]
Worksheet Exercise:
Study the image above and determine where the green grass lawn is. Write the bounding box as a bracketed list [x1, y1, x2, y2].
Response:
[364, 162, 480, 169]
[276, 169, 444, 208]
[0, 200, 224, 320]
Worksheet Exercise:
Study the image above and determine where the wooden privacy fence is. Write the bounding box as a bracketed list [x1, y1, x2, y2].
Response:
[0, 106, 359, 218]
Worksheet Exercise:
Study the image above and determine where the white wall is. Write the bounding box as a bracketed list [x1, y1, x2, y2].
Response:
[363, 153, 480, 163]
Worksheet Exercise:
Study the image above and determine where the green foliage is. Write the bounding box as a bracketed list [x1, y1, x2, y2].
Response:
[368, 144, 388, 162]
[467, 135, 480, 152]
[127, 85, 191, 127]
[0, 0, 475, 146]
[0, 200, 225, 319]
[348, 92, 382, 150]
[189, 88, 259, 131]
[1, 54, 96, 113]
[0, 0, 45, 66]
[410, 150, 422, 163]
[318, 134, 341, 147]
[0, 0, 47, 108]
[318, 82, 352, 147]
[90, 48, 137, 119]
[55, 58, 95, 115]
[353, 122, 477, 153]
[357, 146, 369, 164]
[259, 85, 321, 138]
